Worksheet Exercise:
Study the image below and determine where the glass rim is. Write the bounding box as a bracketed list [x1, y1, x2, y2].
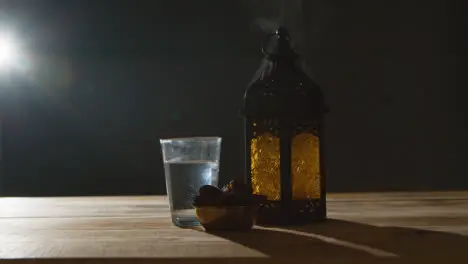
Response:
[160, 136, 222, 144]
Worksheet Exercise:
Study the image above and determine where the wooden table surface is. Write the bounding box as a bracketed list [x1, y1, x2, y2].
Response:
[1, 192, 468, 264]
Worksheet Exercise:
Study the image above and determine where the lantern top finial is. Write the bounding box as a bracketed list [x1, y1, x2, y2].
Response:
[262, 27, 296, 59]
[275, 27, 290, 39]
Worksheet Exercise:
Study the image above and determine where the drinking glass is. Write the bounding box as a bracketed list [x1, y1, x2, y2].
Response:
[160, 137, 222, 227]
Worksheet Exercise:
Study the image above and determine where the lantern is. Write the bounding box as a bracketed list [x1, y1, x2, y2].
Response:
[242, 27, 328, 225]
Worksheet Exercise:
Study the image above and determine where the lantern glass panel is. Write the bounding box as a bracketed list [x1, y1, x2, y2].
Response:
[250, 118, 281, 201]
[292, 130, 321, 199]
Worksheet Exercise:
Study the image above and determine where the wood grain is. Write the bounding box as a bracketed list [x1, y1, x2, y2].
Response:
[0, 192, 467, 264]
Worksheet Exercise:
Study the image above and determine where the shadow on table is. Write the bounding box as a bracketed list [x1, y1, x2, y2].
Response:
[0, 257, 402, 264]
[207, 219, 468, 262]
[4, 221, 467, 264]
[284, 219, 468, 259]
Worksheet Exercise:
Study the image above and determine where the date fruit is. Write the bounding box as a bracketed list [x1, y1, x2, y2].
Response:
[194, 180, 266, 207]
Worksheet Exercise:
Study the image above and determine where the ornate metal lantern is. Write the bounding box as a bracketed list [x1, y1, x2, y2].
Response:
[242, 27, 327, 225]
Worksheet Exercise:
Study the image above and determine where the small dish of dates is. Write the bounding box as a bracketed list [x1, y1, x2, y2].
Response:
[193, 180, 266, 231]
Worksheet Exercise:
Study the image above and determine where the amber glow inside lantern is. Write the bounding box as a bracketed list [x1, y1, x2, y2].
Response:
[242, 27, 327, 225]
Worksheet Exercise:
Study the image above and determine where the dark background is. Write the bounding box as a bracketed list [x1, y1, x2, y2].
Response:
[0, 0, 466, 196]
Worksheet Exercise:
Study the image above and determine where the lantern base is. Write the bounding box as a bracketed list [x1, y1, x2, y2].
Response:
[255, 199, 326, 226]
